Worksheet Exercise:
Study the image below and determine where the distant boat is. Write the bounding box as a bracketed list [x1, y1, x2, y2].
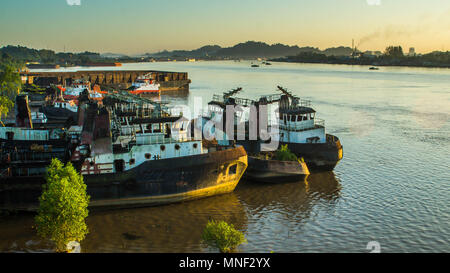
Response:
[251, 64, 259, 68]
[265, 62, 272, 65]
[129, 74, 160, 95]
[63, 80, 103, 102]
[369, 67, 379, 70]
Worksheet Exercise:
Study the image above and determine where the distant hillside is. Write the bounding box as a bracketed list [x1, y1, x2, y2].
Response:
[145, 41, 344, 59]
[322, 46, 353, 56]
[212, 41, 320, 58]
[148, 45, 222, 58]
[101, 52, 129, 58]
[0, 45, 107, 65]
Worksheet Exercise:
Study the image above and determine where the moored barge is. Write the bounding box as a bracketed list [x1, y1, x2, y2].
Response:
[0, 92, 247, 211]
[245, 153, 310, 183]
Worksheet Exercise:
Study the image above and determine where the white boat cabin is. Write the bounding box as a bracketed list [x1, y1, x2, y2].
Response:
[53, 100, 78, 112]
[80, 115, 203, 175]
[277, 108, 326, 144]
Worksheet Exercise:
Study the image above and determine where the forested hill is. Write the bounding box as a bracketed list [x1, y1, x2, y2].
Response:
[146, 41, 353, 59]
[1, 42, 356, 62]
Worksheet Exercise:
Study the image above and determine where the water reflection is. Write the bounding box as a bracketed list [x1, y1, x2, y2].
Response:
[160, 89, 190, 105]
[82, 192, 247, 253]
[0, 173, 340, 253]
[234, 172, 341, 252]
[305, 172, 342, 202]
[0, 213, 54, 253]
[237, 172, 341, 212]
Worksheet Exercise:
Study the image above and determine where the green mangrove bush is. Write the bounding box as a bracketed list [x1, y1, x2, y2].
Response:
[35, 159, 90, 252]
[202, 220, 247, 253]
[275, 144, 298, 161]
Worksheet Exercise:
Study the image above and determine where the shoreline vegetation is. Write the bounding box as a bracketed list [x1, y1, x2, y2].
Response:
[269, 50, 450, 69]
[1, 42, 449, 69]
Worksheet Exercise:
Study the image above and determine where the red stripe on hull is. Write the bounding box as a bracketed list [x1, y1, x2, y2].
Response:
[130, 89, 160, 95]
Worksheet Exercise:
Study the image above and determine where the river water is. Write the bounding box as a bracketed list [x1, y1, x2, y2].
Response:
[1, 61, 449, 253]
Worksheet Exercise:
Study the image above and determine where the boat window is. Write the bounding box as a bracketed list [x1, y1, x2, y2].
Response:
[145, 153, 151, 160]
[283, 114, 287, 125]
[153, 123, 161, 133]
[291, 115, 296, 122]
[165, 123, 171, 138]
[6, 131, 14, 140]
[114, 159, 125, 172]
[311, 113, 315, 119]
[193, 143, 198, 149]
[175, 144, 180, 150]
[129, 158, 135, 165]
[228, 164, 237, 175]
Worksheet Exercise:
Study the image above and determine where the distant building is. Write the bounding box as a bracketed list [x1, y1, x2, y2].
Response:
[408, 47, 416, 56]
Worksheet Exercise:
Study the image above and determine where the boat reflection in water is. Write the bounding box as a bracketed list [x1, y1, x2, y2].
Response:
[234, 172, 341, 252]
[237, 172, 341, 211]
[0, 172, 340, 253]
[83, 193, 248, 252]
[0, 192, 247, 253]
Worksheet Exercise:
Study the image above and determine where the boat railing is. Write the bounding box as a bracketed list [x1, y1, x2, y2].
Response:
[315, 118, 325, 127]
[9, 151, 65, 162]
[212, 94, 223, 103]
[233, 97, 254, 107]
[289, 98, 311, 108]
[136, 132, 194, 145]
[274, 118, 325, 132]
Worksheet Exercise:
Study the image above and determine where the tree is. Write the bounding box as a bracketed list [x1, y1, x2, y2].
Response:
[0, 62, 22, 99]
[384, 46, 404, 58]
[35, 159, 90, 252]
[0, 62, 21, 122]
[202, 220, 247, 253]
[0, 96, 14, 125]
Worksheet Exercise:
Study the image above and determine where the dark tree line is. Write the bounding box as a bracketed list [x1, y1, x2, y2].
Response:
[0, 45, 110, 65]
[272, 46, 450, 68]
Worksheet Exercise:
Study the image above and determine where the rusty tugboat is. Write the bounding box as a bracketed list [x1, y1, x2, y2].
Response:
[0, 91, 248, 211]
[198, 88, 310, 183]
[202, 86, 343, 173]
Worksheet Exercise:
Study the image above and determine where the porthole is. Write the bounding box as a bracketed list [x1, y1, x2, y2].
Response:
[160, 145, 166, 151]
[129, 158, 135, 165]
[193, 143, 198, 149]
[175, 144, 180, 150]
[145, 153, 151, 160]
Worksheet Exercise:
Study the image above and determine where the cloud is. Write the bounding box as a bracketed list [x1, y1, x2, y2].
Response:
[66, 0, 81, 6]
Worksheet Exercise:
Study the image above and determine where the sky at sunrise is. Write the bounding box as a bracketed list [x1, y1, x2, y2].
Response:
[1, 0, 449, 54]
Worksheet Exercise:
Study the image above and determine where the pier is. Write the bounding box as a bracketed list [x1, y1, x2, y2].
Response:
[20, 70, 191, 91]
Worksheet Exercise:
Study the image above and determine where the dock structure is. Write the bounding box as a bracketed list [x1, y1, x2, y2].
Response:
[20, 70, 191, 91]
